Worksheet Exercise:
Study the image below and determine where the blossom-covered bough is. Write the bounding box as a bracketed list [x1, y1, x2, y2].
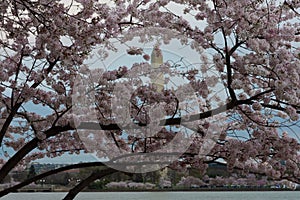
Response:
[0, 0, 300, 199]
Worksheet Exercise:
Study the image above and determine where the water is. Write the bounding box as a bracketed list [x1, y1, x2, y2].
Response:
[1, 191, 300, 200]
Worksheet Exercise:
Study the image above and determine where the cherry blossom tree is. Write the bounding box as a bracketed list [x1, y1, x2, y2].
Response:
[176, 176, 205, 188]
[0, 0, 300, 199]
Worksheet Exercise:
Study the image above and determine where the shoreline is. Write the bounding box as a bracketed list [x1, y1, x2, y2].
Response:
[85, 188, 299, 192]
[12, 189, 300, 193]
[12, 187, 299, 193]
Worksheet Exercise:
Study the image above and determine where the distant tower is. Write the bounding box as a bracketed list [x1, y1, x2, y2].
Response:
[151, 45, 164, 91]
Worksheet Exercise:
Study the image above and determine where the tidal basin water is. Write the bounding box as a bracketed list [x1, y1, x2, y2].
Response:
[2, 191, 300, 200]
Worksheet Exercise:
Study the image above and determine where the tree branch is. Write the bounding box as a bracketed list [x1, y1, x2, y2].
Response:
[0, 162, 106, 197]
[0, 90, 290, 185]
[0, 59, 58, 145]
[63, 168, 116, 200]
[0, 124, 73, 182]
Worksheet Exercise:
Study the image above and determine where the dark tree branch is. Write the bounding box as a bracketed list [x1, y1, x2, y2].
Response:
[0, 59, 58, 145]
[0, 87, 281, 178]
[283, 0, 300, 16]
[0, 124, 73, 182]
[62, 168, 117, 200]
[0, 89, 288, 186]
[0, 162, 106, 197]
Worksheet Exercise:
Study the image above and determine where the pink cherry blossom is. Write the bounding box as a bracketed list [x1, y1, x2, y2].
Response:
[0, 1, 300, 199]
